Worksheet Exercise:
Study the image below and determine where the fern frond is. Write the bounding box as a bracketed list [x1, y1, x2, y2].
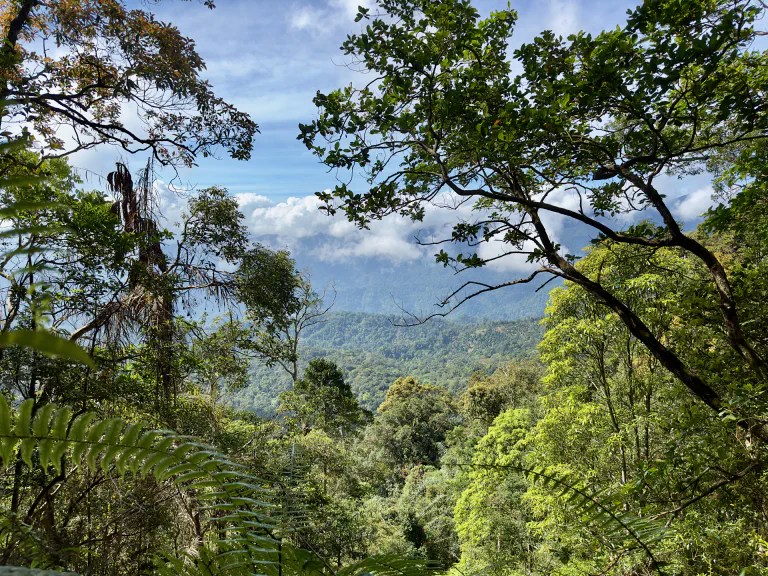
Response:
[0, 396, 283, 573]
[338, 554, 440, 576]
[155, 539, 327, 576]
[470, 461, 670, 575]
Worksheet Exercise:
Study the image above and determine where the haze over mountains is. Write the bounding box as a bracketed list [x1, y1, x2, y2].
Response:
[248, 198, 708, 320]
[268, 236, 558, 320]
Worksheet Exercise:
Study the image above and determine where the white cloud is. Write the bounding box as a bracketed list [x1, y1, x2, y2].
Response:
[289, 5, 326, 31]
[242, 194, 423, 262]
[235, 193, 274, 210]
[672, 187, 715, 220]
[154, 180, 189, 231]
[238, 188, 583, 270]
[474, 187, 579, 273]
[245, 195, 353, 239]
[289, 0, 372, 34]
[240, 192, 480, 263]
[477, 238, 539, 273]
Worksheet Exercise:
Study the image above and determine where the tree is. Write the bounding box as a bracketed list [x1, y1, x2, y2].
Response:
[300, 0, 768, 440]
[460, 361, 543, 428]
[57, 163, 300, 400]
[527, 240, 766, 574]
[453, 409, 536, 576]
[278, 358, 368, 437]
[181, 316, 250, 409]
[0, 0, 256, 167]
[366, 376, 459, 473]
[251, 274, 335, 384]
[0, 152, 132, 406]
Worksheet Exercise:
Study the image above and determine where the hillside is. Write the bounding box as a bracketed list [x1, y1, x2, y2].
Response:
[259, 233, 592, 320]
[229, 311, 544, 415]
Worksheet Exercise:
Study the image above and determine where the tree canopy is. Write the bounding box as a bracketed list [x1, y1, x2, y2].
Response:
[300, 0, 768, 440]
[0, 0, 256, 167]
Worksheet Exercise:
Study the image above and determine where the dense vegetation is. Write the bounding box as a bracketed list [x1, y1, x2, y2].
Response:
[233, 312, 543, 414]
[0, 0, 767, 575]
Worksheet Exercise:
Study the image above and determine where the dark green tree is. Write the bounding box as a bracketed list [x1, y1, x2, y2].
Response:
[279, 358, 368, 437]
[366, 377, 459, 474]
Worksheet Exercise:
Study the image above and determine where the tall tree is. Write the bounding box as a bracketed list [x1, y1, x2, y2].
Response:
[366, 376, 459, 474]
[251, 274, 335, 384]
[0, 0, 256, 167]
[300, 0, 768, 439]
[278, 358, 367, 437]
[453, 409, 536, 576]
[527, 240, 766, 574]
[60, 164, 299, 400]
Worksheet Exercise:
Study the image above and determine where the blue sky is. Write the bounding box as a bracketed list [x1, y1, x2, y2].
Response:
[143, 0, 638, 201]
[71, 0, 719, 272]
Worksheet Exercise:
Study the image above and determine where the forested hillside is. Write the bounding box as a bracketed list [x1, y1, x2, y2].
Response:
[1, 0, 768, 575]
[231, 312, 542, 414]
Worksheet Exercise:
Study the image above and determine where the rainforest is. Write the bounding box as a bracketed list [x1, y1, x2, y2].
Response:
[0, 0, 767, 574]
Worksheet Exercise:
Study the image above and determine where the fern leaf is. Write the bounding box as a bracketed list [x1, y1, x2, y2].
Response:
[0, 330, 93, 367]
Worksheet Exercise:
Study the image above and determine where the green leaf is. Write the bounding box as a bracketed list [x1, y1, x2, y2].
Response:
[0, 395, 11, 437]
[0, 201, 58, 219]
[14, 399, 34, 438]
[32, 403, 55, 438]
[20, 437, 35, 468]
[0, 330, 94, 367]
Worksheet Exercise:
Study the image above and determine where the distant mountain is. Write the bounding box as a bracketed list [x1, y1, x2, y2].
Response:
[293, 255, 558, 320]
[229, 311, 544, 416]
[253, 216, 595, 321]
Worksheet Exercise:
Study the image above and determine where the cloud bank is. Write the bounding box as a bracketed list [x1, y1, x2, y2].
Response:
[233, 188, 581, 273]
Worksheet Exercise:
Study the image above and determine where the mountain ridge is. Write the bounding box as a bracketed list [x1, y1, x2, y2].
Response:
[230, 310, 544, 415]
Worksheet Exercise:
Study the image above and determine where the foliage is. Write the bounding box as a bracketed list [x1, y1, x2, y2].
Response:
[453, 409, 536, 575]
[524, 240, 767, 575]
[300, 0, 768, 443]
[0, 129, 307, 573]
[0, 136, 95, 369]
[0, 0, 257, 167]
[3, 1, 768, 575]
[233, 312, 543, 415]
[0, 396, 287, 573]
[278, 359, 370, 437]
[246, 273, 334, 383]
[366, 377, 459, 474]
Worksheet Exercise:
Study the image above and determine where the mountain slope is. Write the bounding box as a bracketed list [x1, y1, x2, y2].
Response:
[230, 312, 544, 415]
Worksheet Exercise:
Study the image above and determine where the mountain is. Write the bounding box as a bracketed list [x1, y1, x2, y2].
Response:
[293, 256, 558, 320]
[251, 215, 597, 321]
[229, 311, 544, 416]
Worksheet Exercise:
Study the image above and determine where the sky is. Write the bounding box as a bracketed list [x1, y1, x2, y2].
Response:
[70, 0, 721, 274]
